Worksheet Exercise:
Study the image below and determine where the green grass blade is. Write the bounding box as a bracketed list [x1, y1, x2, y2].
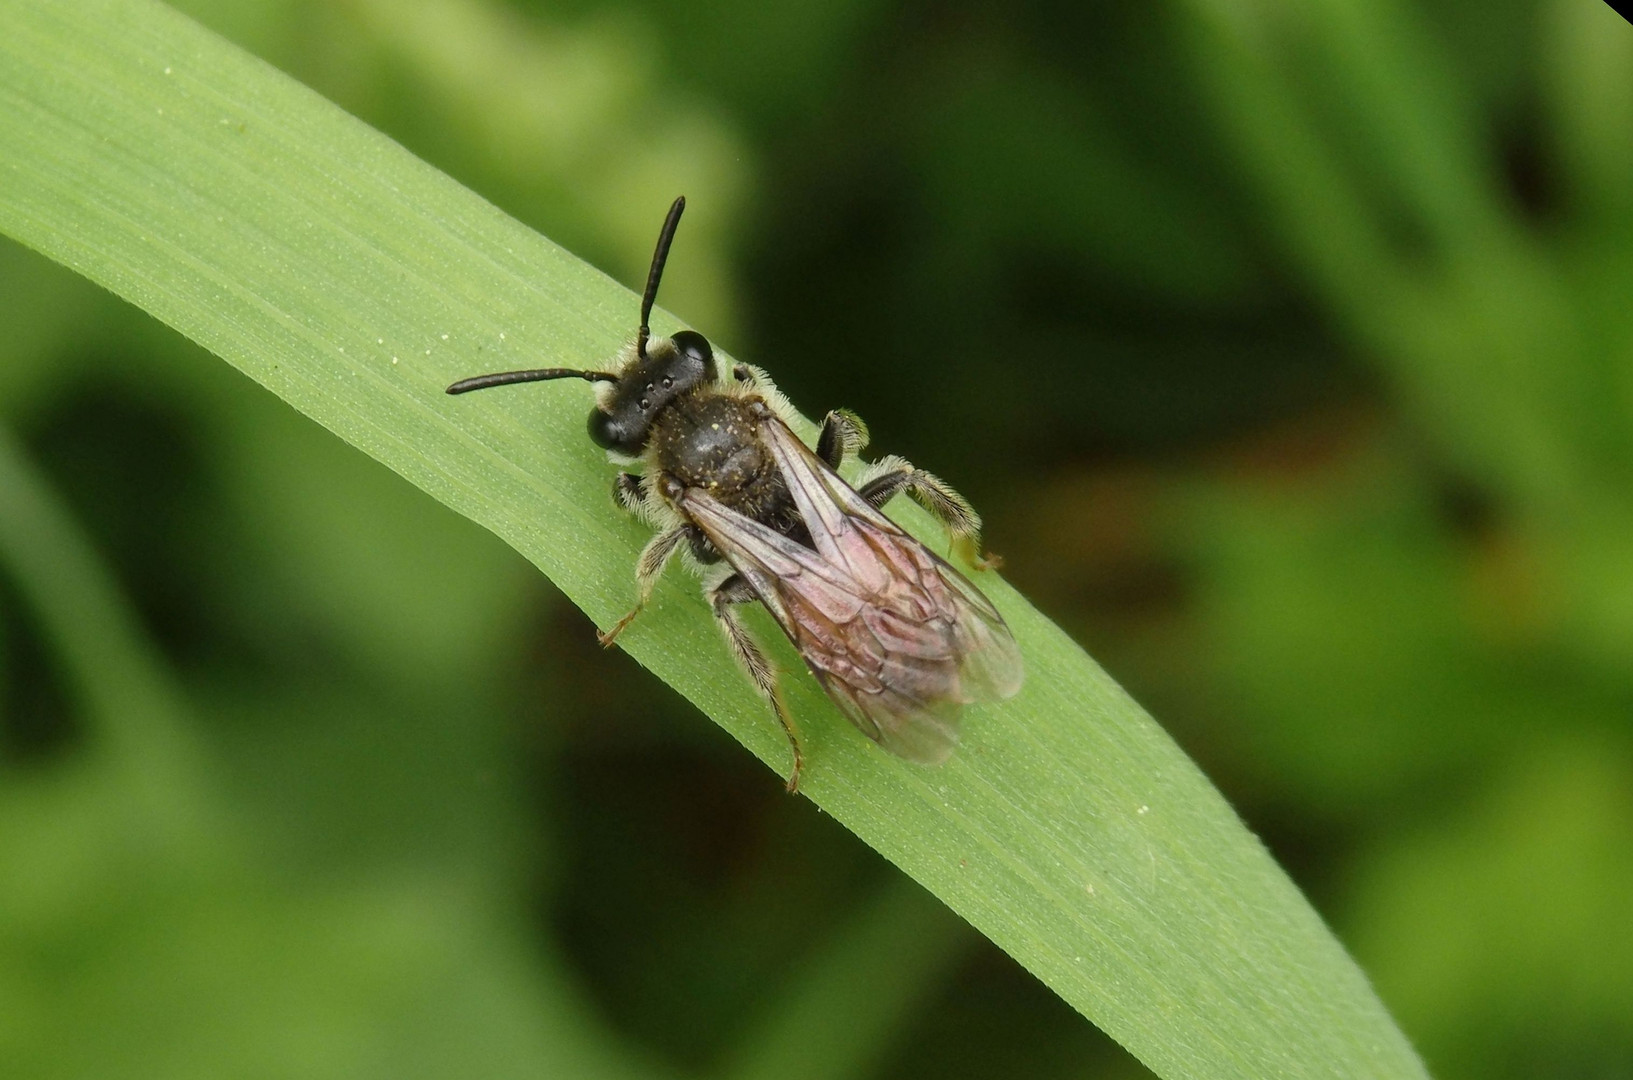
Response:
[0, 2, 1426, 1076]
[0, 423, 206, 830]
[720, 876, 971, 1080]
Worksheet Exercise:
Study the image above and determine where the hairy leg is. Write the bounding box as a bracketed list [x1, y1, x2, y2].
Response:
[858, 458, 998, 569]
[597, 524, 689, 647]
[814, 409, 870, 470]
[612, 471, 644, 513]
[710, 573, 803, 792]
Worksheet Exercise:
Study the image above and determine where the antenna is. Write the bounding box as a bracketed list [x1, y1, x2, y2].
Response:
[636, 195, 686, 362]
[446, 196, 689, 395]
[445, 368, 618, 395]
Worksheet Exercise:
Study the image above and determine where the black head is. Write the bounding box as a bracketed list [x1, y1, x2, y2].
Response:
[587, 330, 715, 453]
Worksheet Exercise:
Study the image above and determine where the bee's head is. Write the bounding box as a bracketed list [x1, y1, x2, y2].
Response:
[587, 330, 716, 453]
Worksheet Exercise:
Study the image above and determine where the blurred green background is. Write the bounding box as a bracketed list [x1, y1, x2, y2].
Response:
[3, 0, 1631, 1077]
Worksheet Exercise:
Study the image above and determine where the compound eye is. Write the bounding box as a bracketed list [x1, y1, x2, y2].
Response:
[588, 408, 640, 453]
[670, 330, 714, 375]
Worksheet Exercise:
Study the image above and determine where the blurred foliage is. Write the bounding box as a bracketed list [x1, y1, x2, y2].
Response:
[1, 0, 1630, 1078]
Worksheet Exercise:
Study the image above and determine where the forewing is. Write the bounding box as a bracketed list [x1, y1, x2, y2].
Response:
[759, 417, 1022, 701]
[680, 417, 1022, 764]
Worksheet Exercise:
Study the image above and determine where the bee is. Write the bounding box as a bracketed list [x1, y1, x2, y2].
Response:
[448, 197, 1022, 791]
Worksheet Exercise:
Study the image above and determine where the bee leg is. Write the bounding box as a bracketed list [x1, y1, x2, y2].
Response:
[612, 472, 645, 513]
[815, 409, 870, 470]
[709, 573, 804, 793]
[598, 525, 688, 648]
[858, 459, 1000, 569]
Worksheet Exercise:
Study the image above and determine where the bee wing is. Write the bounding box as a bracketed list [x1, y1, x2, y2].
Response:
[679, 417, 1022, 764]
[758, 417, 1024, 709]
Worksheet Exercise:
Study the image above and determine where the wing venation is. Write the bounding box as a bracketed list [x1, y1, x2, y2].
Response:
[679, 416, 1023, 764]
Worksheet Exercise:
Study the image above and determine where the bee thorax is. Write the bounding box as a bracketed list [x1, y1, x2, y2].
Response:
[648, 393, 787, 517]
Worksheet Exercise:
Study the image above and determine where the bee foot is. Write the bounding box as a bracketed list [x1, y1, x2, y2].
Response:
[598, 605, 642, 648]
[953, 535, 1003, 572]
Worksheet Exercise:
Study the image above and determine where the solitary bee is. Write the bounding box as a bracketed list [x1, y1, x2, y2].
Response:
[448, 198, 1022, 791]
